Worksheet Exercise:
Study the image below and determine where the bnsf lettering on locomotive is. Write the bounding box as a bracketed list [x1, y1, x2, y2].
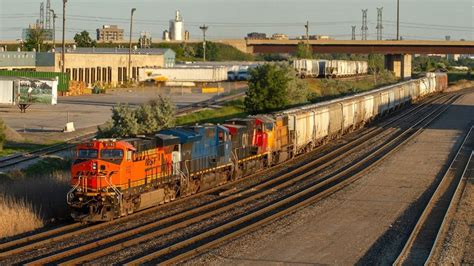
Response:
[145, 158, 156, 166]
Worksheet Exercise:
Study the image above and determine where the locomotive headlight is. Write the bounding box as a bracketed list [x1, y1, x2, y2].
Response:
[102, 188, 107, 192]
[92, 162, 97, 170]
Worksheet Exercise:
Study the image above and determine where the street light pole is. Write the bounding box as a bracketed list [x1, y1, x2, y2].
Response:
[50, 9, 57, 48]
[396, 0, 400, 40]
[305, 21, 310, 56]
[128, 8, 136, 82]
[61, 0, 67, 73]
[199, 24, 208, 61]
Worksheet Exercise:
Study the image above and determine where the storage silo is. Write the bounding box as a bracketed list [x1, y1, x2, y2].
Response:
[169, 10, 184, 41]
[163, 30, 170, 41]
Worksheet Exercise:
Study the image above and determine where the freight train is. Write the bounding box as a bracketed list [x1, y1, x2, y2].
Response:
[293, 59, 369, 78]
[68, 73, 448, 222]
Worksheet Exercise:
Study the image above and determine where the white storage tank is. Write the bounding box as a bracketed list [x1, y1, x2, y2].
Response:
[169, 10, 184, 41]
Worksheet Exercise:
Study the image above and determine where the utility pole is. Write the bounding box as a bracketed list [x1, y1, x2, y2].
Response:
[305, 21, 311, 56]
[61, 0, 67, 74]
[396, 0, 400, 40]
[50, 9, 57, 48]
[351, 25, 356, 40]
[361, 9, 368, 40]
[199, 24, 208, 61]
[128, 8, 136, 82]
[376, 7, 383, 40]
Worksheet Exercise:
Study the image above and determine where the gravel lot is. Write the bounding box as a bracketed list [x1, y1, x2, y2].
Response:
[185, 91, 474, 265]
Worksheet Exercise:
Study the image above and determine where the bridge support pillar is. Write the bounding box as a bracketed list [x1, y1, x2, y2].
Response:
[384, 54, 412, 80]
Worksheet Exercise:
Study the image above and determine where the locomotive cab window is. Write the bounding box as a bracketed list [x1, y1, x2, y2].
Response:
[218, 131, 227, 142]
[78, 149, 98, 159]
[100, 149, 124, 160]
[265, 123, 274, 131]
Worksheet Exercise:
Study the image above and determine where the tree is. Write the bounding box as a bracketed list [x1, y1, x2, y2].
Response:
[98, 96, 176, 138]
[286, 67, 310, 105]
[74, 31, 96, 47]
[195, 42, 218, 61]
[368, 54, 385, 84]
[295, 42, 313, 59]
[24, 28, 47, 51]
[245, 63, 309, 114]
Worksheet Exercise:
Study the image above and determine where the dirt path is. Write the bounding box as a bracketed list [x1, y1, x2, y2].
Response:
[185, 91, 474, 265]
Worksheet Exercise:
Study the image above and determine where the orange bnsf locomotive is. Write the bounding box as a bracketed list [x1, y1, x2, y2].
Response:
[68, 117, 290, 222]
[68, 73, 447, 222]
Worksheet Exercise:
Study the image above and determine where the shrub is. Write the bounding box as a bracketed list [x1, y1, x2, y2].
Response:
[98, 96, 176, 138]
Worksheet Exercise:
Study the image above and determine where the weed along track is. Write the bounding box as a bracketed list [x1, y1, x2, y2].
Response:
[0, 87, 464, 265]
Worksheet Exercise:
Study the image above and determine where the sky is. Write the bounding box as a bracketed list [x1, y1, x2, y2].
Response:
[0, 0, 472, 41]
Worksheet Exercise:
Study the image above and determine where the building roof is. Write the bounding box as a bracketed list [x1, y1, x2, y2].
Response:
[52, 47, 175, 56]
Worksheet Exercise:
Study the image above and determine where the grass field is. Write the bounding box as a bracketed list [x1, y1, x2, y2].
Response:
[176, 98, 248, 126]
[0, 142, 53, 157]
[307, 73, 398, 103]
[0, 157, 71, 239]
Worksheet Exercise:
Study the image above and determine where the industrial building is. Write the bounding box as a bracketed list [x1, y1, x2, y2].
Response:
[0, 51, 36, 70]
[271, 33, 289, 40]
[164, 11, 190, 42]
[246, 32, 267, 40]
[35, 47, 175, 86]
[97, 25, 124, 42]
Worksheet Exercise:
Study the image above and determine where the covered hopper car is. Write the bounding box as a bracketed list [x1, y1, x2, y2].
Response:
[68, 73, 447, 222]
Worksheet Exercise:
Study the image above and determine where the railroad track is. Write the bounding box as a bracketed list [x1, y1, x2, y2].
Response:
[0, 133, 95, 170]
[0, 92, 245, 171]
[0, 91, 462, 265]
[125, 91, 460, 265]
[175, 91, 244, 117]
[394, 126, 474, 265]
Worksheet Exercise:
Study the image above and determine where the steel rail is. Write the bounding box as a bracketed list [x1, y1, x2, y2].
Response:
[128, 92, 457, 265]
[426, 149, 473, 264]
[394, 126, 474, 265]
[24, 94, 453, 264]
[0, 92, 454, 263]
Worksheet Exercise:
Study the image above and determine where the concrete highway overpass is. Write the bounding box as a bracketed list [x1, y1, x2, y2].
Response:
[245, 40, 474, 79]
[245, 40, 474, 55]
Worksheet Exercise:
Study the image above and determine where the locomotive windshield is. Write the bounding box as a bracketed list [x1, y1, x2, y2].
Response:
[100, 149, 124, 160]
[78, 149, 98, 159]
